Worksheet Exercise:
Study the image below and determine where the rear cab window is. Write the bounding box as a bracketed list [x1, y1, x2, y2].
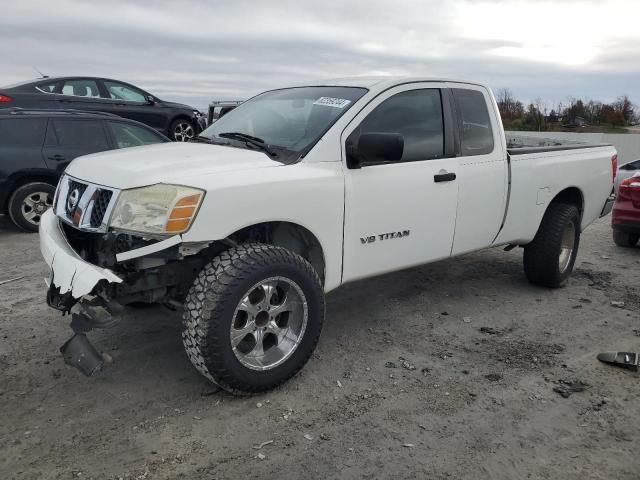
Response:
[0, 118, 47, 147]
[452, 88, 494, 156]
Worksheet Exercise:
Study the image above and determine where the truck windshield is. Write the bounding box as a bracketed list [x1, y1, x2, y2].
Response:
[199, 86, 367, 163]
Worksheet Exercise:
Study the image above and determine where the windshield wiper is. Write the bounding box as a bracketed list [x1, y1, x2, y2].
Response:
[190, 135, 214, 144]
[218, 132, 277, 157]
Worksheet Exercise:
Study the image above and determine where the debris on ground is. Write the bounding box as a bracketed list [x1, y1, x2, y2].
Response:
[611, 301, 625, 308]
[0, 275, 25, 286]
[256, 453, 266, 460]
[480, 327, 501, 335]
[463, 316, 472, 323]
[336, 380, 343, 388]
[304, 434, 313, 441]
[101, 352, 113, 364]
[403, 443, 414, 448]
[399, 357, 416, 370]
[597, 351, 639, 371]
[252, 440, 274, 450]
[553, 379, 590, 398]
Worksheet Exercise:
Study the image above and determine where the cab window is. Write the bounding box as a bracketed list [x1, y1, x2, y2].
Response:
[353, 89, 444, 163]
[452, 88, 494, 156]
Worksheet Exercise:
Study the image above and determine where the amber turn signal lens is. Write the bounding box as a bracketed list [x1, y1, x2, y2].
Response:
[165, 218, 192, 232]
[164, 192, 203, 233]
[176, 194, 201, 207]
[169, 206, 196, 220]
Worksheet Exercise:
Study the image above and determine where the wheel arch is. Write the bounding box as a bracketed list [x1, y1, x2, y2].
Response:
[550, 186, 584, 218]
[226, 221, 326, 285]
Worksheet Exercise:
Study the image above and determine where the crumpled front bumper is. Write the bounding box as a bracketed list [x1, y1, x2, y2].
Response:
[39, 209, 122, 299]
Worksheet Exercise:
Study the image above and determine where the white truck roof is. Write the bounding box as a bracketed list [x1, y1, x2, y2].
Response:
[290, 76, 488, 92]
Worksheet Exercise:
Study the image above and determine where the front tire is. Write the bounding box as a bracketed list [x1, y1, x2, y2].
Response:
[182, 243, 325, 395]
[170, 118, 195, 142]
[613, 230, 639, 247]
[8, 182, 56, 232]
[523, 203, 581, 288]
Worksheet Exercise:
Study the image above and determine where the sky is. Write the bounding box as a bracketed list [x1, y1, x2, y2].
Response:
[2, 0, 639, 110]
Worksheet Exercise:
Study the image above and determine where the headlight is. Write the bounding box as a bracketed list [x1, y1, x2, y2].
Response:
[193, 110, 203, 117]
[109, 184, 204, 235]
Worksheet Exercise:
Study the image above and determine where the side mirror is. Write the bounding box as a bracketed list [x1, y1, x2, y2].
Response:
[147, 95, 155, 104]
[347, 132, 404, 169]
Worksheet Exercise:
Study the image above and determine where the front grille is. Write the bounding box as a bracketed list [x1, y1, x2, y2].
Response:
[66, 180, 87, 216]
[90, 190, 113, 227]
[54, 174, 119, 232]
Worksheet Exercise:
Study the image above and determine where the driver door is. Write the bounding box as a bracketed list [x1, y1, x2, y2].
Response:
[341, 84, 459, 282]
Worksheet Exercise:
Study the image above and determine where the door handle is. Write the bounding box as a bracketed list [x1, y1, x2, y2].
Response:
[48, 154, 66, 161]
[434, 172, 456, 183]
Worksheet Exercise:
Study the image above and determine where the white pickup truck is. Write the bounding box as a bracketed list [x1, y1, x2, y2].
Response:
[39, 77, 616, 394]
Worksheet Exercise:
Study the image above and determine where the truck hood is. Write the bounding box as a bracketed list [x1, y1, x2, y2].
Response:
[65, 143, 281, 189]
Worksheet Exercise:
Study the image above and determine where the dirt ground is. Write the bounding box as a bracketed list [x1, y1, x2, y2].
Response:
[1, 214, 639, 480]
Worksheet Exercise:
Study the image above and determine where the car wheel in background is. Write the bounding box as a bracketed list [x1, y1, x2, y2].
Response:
[8, 182, 56, 232]
[182, 243, 325, 395]
[523, 202, 581, 288]
[612, 230, 639, 248]
[170, 119, 195, 142]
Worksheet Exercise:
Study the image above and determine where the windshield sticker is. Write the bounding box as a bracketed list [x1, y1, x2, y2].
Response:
[313, 97, 351, 108]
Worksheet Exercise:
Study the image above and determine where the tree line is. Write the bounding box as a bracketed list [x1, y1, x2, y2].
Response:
[495, 88, 636, 132]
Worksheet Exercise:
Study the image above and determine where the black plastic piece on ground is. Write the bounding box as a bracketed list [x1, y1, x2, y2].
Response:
[60, 333, 104, 376]
[597, 351, 639, 371]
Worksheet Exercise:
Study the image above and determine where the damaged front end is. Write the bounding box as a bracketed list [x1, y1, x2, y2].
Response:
[40, 208, 218, 377]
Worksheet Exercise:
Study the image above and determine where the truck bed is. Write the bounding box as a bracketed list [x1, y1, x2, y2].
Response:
[506, 133, 611, 155]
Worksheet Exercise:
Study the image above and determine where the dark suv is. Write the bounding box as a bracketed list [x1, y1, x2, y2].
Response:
[0, 109, 168, 232]
[0, 77, 205, 141]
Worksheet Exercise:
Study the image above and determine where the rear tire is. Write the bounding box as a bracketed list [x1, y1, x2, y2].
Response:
[182, 243, 325, 395]
[523, 203, 581, 288]
[613, 230, 639, 247]
[8, 182, 56, 233]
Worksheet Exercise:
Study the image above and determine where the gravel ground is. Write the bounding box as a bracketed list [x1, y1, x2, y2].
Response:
[0, 214, 639, 480]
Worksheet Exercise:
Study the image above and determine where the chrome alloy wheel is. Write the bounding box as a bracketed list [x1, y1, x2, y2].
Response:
[558, 221, 576, 273]
[173, 121, 195, 141]
[230, 277, 308, 371]
[21, 191, 53, 226]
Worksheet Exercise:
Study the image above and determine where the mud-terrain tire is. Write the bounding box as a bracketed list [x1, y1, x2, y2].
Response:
[612, 230, 639, 248]
[523, 203, 581, 288]
[182, 243, 325, 395]
[8, 182, 56, 232]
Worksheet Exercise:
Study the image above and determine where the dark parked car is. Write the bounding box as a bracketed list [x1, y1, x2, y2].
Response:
[0, 108, 169, 232]
[0, 77, 205, 141]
